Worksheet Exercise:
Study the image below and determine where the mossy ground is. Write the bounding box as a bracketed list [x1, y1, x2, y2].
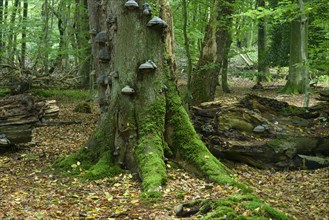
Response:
[188, 193, 291, 220]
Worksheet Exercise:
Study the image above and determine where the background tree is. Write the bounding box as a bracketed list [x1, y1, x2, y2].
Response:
[256, 0, 269, 87]
[282, 0, 309, 94]
[0, 0, 91, 89]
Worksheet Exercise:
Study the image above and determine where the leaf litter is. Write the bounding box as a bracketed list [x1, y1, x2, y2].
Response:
[0, 100, 328, 219]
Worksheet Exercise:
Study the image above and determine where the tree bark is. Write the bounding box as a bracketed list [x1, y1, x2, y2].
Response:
[282, 0, 308, 94]
[20, 0, 28, 68]
[0, 0, 3, 65]
[55, 0, 236, 194]
[256, 0, 268, 85]
[190, 0, 218, 105]
[182, 0, 193, 107]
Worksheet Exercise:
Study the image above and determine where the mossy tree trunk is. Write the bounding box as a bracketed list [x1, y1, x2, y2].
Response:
[282, 0, 309, 94]
[55, 1, 291, 218]
[56, 0, 234, 193]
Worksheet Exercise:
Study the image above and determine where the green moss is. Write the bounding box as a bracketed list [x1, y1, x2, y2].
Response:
[140, 191, 162, 204]
[205, 206, 236, 219]
[195, 193, 291, 220]
[83, 151, 121, 180]
[31, 89, 89, 102]
[135, 97, 168, 192]
[0, 88, 10, 97]
[165, 81, 250, 191]
[241, 201, 262, 210]
[262, 205, 290, 220]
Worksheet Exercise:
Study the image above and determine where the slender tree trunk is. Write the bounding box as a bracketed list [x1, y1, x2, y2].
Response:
[299, 0, 309, 106]
[216, 0, 234, 93]
[8, 0, 20, 65]
[74, 0, 91, 88]
[282, 0, 308, 94]
[221, 30, 232, 93]
[40, 0, 50, 75]
[182, 0, 193, 106]
[0, 0, 3, 65]
[256, 0, 268, 85]
[20, 0, 27, 68]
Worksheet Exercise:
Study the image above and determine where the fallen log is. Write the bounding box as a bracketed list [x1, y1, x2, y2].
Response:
[192, 94, 329, 170]
[0, 94, 59, 146]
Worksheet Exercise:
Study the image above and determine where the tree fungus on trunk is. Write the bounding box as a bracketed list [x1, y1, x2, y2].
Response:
[56, 0, 235, 193]
[54, 1, 289, 218]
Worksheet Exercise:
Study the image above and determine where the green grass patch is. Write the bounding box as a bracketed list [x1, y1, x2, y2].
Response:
[30, 89, 89, 102]
[140, 191, 162, 204]
[0, 88, 10, 97]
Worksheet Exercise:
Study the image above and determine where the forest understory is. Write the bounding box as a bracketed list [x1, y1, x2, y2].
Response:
[0, 79, 328, 219]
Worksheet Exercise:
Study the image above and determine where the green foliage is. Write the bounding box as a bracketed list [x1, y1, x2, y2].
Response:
[140, 191, 162, 204]
[170, 0, 213, 66]
[31, 89, 89, 102]
[0, 88, 10, 97]
[196, 193, 291, 220]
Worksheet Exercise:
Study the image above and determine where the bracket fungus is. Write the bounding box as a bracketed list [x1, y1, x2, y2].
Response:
[96, 74, 112, 86]
[138, 60, 157, 73]
[95, 31, 108, 45]
[142, 3, 152, 16]
[89, 29, 97, 36]
[147, 16, 168, 30]
[124, 0, 139, 10]
[98, 48, 111, 62]
[121, 85, 135, 95]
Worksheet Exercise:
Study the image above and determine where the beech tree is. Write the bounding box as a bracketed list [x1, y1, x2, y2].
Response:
[282, 0, 309, 95]
[56, 0, 235, 193]
[55, 1, 288, 218]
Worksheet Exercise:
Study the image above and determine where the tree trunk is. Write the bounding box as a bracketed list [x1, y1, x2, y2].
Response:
[20, 0, 28, 68]
[256, 0, 268, 85]
[55, 0, 235, 194]
[190, 0, 218, 106]
[54, 2, 291, 218]
[221, 31, 232, 93]
[74, 0, 91, 88]
[7, 0, 20, 65]
[182, 0, 193, 107]
[216, 0, 234, 93]
[282, 0, 308, 94]
[0, 0, 3, 65]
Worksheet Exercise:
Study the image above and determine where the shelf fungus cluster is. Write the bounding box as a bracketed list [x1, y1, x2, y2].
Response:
[139, 60, 157, 73]
[142, 3, 152, 16]
[94, 31, 111, 63]
[98, 48, 111, 63]
[121, 85, 135, 95]
[147, 16, 168, 30]
[124, 0, 139, 10]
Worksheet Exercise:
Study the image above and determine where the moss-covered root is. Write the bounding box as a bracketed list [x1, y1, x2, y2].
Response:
[183, 193, 291, 220]
[135, 97, 168, 193]
[54, 149, 122, 180]
[166, 84, 248, 191]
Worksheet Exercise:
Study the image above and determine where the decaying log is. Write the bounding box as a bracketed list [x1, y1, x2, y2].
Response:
[192, 94, 329, 170]
[0, 94, 59, 146]
[0, 94, 39, 146]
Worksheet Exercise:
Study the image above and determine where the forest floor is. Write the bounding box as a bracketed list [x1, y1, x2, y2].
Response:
[0, 78, 328, 219]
